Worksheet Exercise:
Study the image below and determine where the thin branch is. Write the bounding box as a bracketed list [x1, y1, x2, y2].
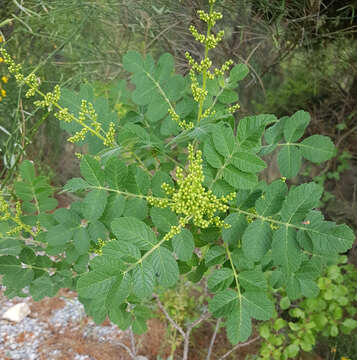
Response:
[129, 326, 137, 357]
[206, 319, 221, 360]
[116, 341, 135, 359]
[155, 295, 185, 337]
[218, 336, 260, 360]
[183, 310, 210, 360]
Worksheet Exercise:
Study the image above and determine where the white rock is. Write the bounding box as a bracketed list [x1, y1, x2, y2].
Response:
[134, 357, 148, 360]
[2, 303, 31, 322]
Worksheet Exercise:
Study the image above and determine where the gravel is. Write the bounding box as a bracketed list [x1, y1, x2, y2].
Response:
[0, 293, 132, 360]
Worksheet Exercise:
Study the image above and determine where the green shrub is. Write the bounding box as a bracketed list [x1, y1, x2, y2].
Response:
[258, 258, 357, 359]
[0, 1, 355, 358]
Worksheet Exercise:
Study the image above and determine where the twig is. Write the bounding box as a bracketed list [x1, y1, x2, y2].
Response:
[206, 319, 221, 360]
[155, 294, 185, 337]
[218, 336, 260, 360]
[116, 341, 135, 359]
[336, 123, 357, 149]
[129, 326, 137, 357]
[183, 310, 210, 360]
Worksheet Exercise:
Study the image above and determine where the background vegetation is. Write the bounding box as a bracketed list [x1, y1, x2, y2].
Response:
[1, 0, 356, 358]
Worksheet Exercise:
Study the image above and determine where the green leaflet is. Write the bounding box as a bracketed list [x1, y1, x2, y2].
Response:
[77, 271, 118, 299]
[46, 224, 74, 247]
[205, 245, 226, 267]
[209, 288, 238, 318]
[239, 269, 268, 292]
[0, 237, 22, 256]
[104, 157, 127, 190]
[226, 303, 252, 344]
[80, 155, 105, 186]
[29, 274, 58, 301]
[277, 145, 302, 178]
[74, 227, 90, 254]
[111, 217, 157, 250]
[203, 140, 223, 169]
[123, 198, 148, 220]
[14, 161, 57, 214]
[109, 304, 132, 330]
[100, 194, 126, 228]
[283, 110, 310, 142]
[306, 223, 355, 255]
[272, 226, 302, 273]
[217, 89, 238, 104]
[207, 268, 234, 293]
[151, 171, 174, 197]
[242, 220, 272, 262]
[281, 183, 322, 224]
[212, 123, 235, 157]
[19, 248, 36, 265]
[106, 274, 131, 306]
[223, 166, 258, 190]
[150, 207, 178, 232]
[82, 190, 108, 222]
[256, 180, 287, 216]
[19, 160, 35, 182]
[172, 229, 195, 261]
[242, 292, 274, 320]
[231, 151, 266, 173]
[63, 178, 90, 192]
[300, 135, 336, 163]
[237, 114, 277, 150]
[149, 246, 179, 288]
[228, 63, 249, 85]
[111, 240, 141, 263]
[3, 268, 34, 292]
[0, 255, 23, 275]
[222, 213, 247, 246]
[264, 116, 288, 145]
[54, 208, 81, 227]
[132, 261, 155, 298]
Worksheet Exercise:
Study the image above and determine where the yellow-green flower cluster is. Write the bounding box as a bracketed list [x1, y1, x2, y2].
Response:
[0, 37, 8, 102]
[67, 100, 101, 144]
[213, 59, 234, 76]
[54, 107, 71, 123]
[0, 48, 24, 83]
[0, 195, 36, 236]
[197, 10, 223, 27]
[228, 103, 240, 114]
[189, 69, 208, 102]
[246, 207, 257, 224]
[150, 144, 235, 229]
[103, 122, 116, 146]
[0, 195, 10, 221]
[0, 48, 116, 148]
[0, 76, 7, 102]
[34, 85, 61, 110]
[201, 107, 216, 119]
[162, 224, 182, 241]
[167, 108, 193, 130]
[25, 73, 40, 98]
[90, 238, 106, 255]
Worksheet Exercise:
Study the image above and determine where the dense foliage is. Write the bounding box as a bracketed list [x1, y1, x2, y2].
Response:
[0, 1, 355, 358]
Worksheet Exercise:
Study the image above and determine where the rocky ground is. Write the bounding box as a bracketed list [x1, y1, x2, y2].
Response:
[0, 288, 166, 360]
